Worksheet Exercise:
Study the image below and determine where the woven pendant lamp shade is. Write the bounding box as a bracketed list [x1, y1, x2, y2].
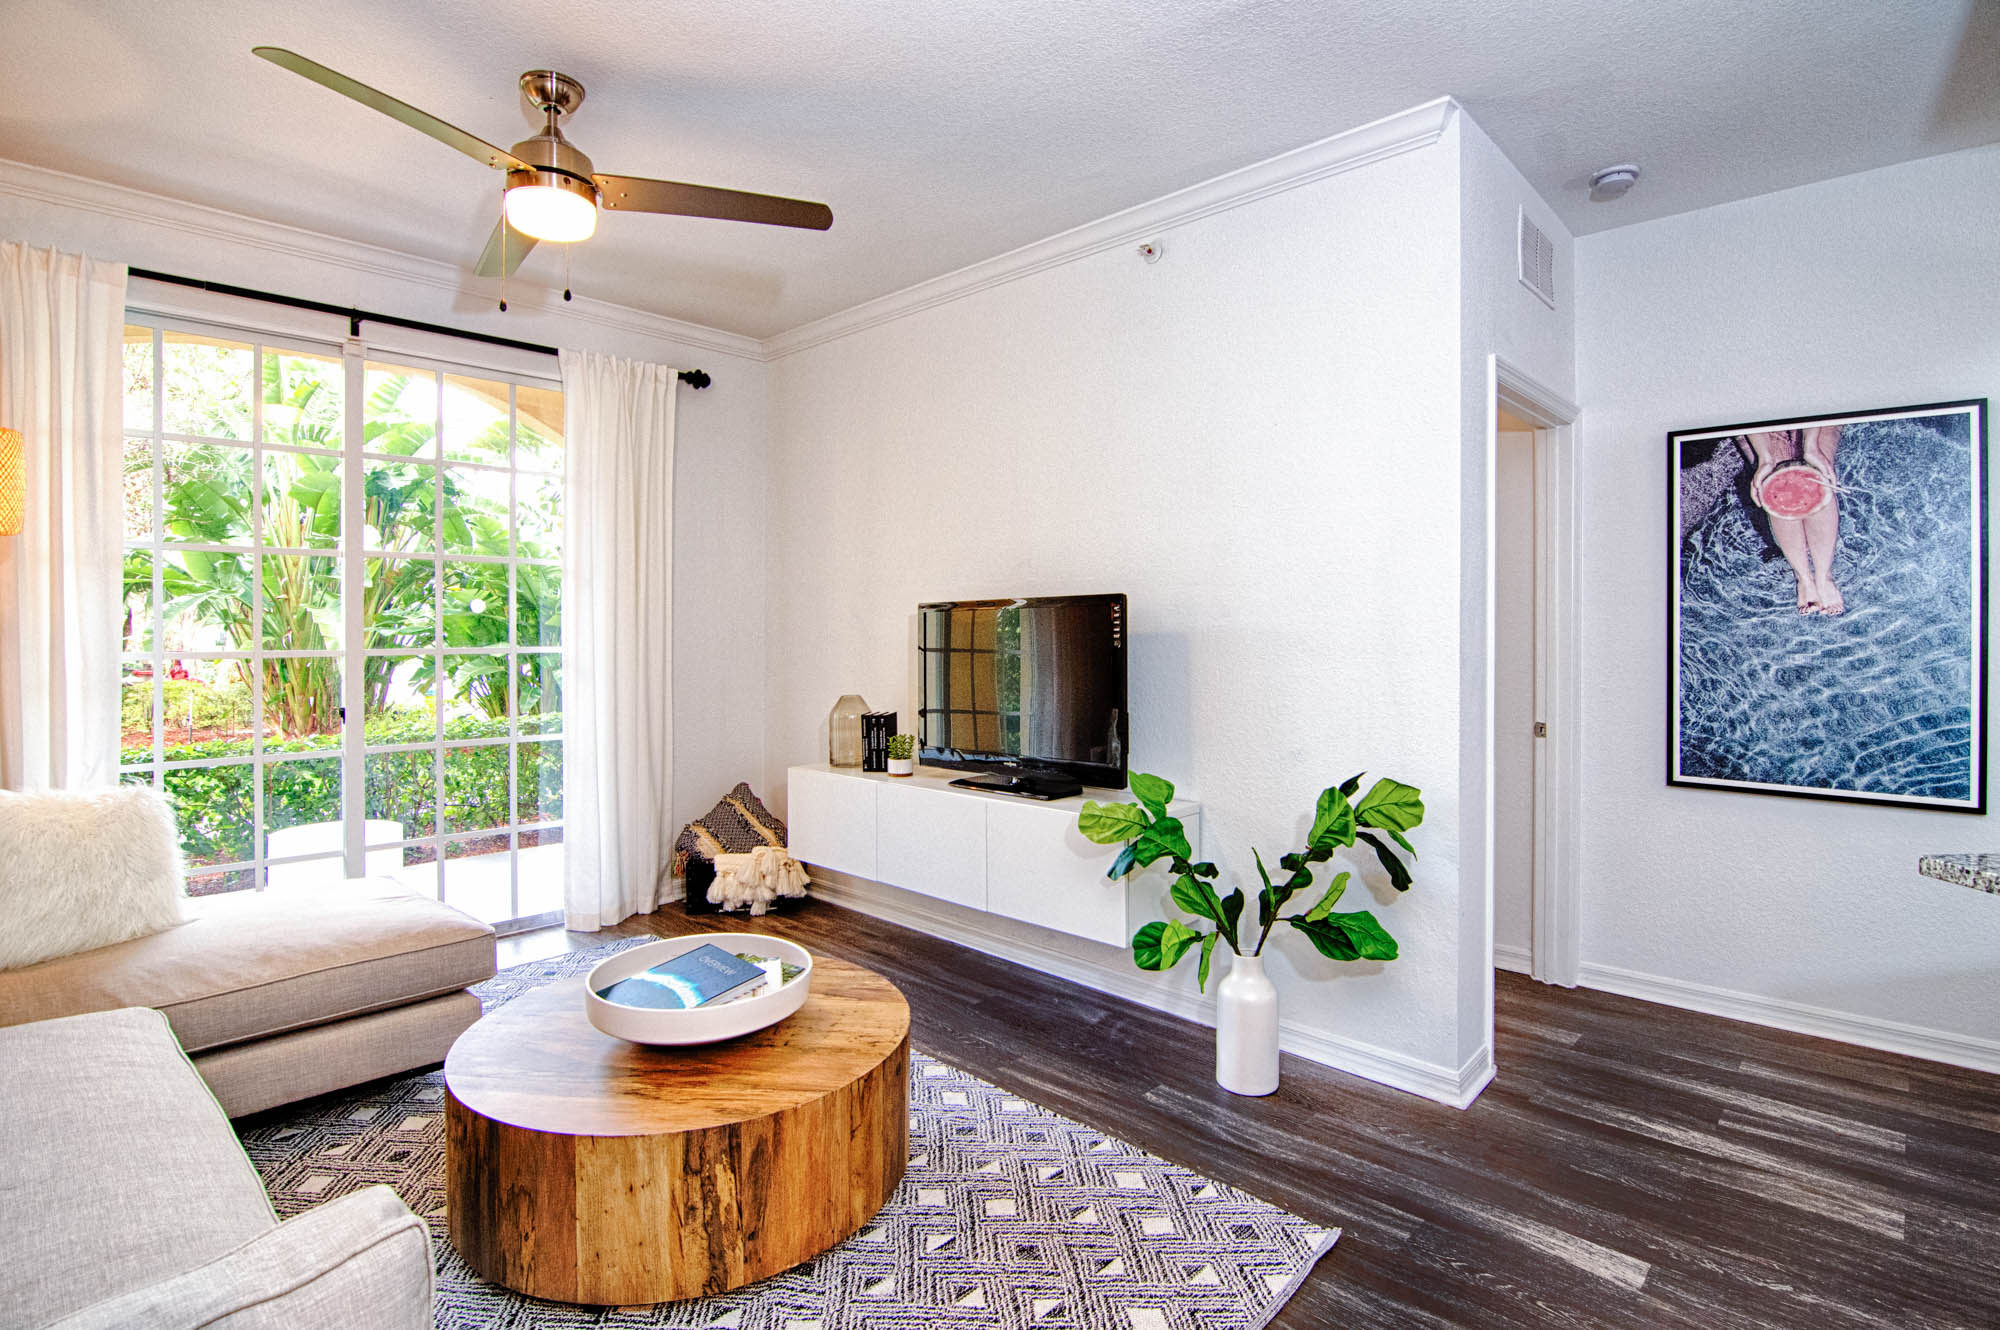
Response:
[0, 429, 22, 535]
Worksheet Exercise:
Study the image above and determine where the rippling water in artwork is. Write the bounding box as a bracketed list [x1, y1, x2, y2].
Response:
[1675, 411, 1978, 801]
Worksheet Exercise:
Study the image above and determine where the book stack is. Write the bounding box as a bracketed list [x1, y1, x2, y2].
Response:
[594, 943, 770, 1010]
[861, 710, 896, 772]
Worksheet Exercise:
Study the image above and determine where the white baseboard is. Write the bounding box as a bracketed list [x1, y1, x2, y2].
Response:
[1493, 942, 1532, 975]
[809, 872, 1490, 1108]
[1456, 1042, 1497, 1106]
[1576, 960, 2000, 1076]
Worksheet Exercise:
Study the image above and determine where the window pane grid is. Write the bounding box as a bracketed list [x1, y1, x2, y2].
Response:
[179, 849, 345, 875]
[149, 541, 333, 557]
[359, 827, 566, 856]
[157, 432, 337, 454]
[123, 319, 563, 921]
[356, 450, 559, 477]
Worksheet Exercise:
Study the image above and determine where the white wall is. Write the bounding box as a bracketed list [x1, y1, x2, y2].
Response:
[0, 162, 771, 845]
[1575, 143, 2000, 1066]
[1456, 115, 1576, 1049]
[763, 112, 1517, 1101]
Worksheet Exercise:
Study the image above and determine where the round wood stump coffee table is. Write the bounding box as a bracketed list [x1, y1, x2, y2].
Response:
[444, 954, 909, 1305]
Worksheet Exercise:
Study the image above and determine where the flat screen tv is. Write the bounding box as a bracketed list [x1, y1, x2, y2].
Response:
[917, 593, 1128, 795]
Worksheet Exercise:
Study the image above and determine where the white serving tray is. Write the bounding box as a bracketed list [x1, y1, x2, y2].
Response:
[584, 933, 814, 1045]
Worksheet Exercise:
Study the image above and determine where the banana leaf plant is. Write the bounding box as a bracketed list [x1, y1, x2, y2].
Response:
[1077, 770, 1425, 990]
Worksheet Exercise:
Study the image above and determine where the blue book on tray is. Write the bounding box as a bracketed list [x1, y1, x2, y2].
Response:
[596, 943, 769, 1010]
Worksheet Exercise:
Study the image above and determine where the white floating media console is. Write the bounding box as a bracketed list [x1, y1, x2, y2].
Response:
[787, 764, 1201, 947]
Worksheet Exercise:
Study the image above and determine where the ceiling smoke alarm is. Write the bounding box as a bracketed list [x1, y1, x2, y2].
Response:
[1589, 164, 1641, 202]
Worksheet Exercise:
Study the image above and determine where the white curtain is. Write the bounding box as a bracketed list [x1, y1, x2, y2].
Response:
[559, 348, 676, 930]
[0, 245, 126, 792]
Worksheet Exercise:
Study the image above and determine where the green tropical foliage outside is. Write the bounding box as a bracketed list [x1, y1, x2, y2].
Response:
[122, 338, 564, 868]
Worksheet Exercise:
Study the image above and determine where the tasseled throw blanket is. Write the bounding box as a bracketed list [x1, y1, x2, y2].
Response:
[674, 782, 810, 915]
[708, 844, 811, 916]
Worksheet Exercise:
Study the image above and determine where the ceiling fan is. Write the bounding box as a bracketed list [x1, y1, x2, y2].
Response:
[252, 47, 833, 283]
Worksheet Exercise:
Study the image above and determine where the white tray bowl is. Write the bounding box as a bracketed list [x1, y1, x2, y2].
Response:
[584, 933, 814, 1045]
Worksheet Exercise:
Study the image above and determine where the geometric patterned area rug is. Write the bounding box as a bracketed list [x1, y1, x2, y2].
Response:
[239, 940, 1336, 1329]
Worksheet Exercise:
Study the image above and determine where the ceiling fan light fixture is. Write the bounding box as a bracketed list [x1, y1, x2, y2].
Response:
[505, 172, 598, 242]
[250, 48, 835, 283]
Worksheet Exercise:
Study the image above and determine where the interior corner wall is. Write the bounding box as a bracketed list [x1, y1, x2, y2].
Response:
[1574, 143, 2000, 1066]
[764, 133, 1480, 1097]
[0, 180, 772, 846]
[1454, 113, 1576, 1073]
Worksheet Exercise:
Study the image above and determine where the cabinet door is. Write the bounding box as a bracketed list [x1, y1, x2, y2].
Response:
[787, 767, 878, 879]
[875, 781, 987, 910]
[985, 799, 1130, 946]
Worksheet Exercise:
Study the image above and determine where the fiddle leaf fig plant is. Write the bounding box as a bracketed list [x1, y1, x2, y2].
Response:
[1078, 770, 1424, 990]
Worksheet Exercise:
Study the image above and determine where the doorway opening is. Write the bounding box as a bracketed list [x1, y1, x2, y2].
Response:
[1491, 358, 1579, 987]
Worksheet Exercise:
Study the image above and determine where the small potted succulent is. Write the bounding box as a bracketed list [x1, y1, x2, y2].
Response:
[886, 734, 916, 776]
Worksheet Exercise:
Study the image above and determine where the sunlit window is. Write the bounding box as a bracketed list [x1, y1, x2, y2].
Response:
[120, 320, 564, 930]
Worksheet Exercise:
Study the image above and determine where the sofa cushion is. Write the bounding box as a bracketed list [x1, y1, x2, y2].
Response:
[0, 879, 495, 1053]
[44, 1185, 432, 1330]
[0, 1008, 276, 1327]
[196, 990, 483, 1119]
[0, 786, 188, 971]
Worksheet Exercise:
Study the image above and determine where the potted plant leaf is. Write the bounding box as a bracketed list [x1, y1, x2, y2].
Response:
[886, 734, 916, 776]
[1077, 769, 1423, 1095]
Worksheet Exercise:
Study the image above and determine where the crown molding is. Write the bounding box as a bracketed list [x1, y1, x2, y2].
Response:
[763, 96, 1461, 360]
[0, 156, 767, 362]
[3, 95, 1458, 366]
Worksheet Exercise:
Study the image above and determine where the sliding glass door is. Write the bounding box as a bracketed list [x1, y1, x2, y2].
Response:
[353, 358, 566, 927]
[119, 319, 564, 930]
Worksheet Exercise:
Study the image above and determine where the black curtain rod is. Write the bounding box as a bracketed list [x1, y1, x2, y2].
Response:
[126, 268, 712, 390]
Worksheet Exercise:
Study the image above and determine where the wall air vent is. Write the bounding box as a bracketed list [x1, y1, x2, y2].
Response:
[1518, 208, 1556, 309]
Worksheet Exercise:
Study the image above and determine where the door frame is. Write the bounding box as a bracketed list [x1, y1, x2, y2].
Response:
[1490, 355, 1581, 987]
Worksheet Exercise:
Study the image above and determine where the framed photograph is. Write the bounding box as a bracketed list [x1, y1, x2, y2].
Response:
[1669, 399, 1988, 812]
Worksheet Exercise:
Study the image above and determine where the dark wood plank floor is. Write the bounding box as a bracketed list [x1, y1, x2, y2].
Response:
[504, 901, 2000, 1329]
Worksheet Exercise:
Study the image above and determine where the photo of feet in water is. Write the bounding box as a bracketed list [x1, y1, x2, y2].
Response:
[1669, 400, 1988, 812]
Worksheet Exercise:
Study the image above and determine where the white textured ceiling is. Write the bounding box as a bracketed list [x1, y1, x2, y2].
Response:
[8, 0, 1996, 339]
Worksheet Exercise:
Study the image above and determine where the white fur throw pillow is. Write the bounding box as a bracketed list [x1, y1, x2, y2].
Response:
[0, 787, 189, 970]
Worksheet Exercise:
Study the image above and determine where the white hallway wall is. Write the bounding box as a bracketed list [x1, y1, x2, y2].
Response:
[1575, 143, 2000, 1066]
[1456, 114, 1577, 1060]
[762, 103, 1572, 1104]
[0, 161, 772, 850]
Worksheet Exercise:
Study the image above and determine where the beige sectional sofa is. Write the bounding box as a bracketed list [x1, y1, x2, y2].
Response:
[0, 1006, 433, 1329]
[0, 879, 496, 1117]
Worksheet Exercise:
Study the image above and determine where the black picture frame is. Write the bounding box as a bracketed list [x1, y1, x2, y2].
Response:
[1667, 399, 1988, 813]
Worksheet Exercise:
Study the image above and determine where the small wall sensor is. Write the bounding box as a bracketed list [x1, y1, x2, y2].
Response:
[1589, 164, 1640, 202]
[1137, 242, 1162, 263]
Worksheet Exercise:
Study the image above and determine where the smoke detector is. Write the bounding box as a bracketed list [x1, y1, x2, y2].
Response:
[1589, 164, 1641, 202]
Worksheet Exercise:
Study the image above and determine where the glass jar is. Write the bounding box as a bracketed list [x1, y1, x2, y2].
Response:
[828, 694, 871, 768]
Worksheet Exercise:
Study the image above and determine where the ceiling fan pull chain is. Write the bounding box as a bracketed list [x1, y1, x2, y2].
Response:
[564, 245, 572, 302]
[498, 189, 509, 312]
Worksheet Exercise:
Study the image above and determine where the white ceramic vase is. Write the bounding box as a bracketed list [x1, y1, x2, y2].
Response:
[887, 757, 914, 776]
[1214, 951, 1280, 1095]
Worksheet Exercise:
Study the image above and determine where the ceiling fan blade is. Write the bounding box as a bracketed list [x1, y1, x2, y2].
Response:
[253, 47, 528, 172]
[593, 174, 833, 230]
[474, 218, 539, 278]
